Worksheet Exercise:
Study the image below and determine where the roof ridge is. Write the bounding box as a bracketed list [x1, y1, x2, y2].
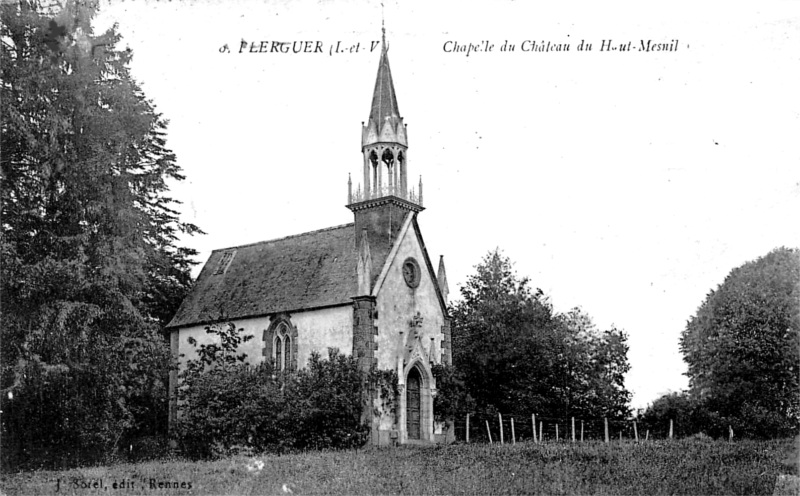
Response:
[211, 222, 355, 252]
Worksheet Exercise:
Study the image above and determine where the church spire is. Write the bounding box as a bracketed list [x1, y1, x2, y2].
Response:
[364, 40, 404, 149]
[353, 28, 415, 204]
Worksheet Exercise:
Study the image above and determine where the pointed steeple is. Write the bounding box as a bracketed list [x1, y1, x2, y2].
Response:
[350, 30, 419, 209]
[368, 50, 401, 137]
[364, 38, 405, 148]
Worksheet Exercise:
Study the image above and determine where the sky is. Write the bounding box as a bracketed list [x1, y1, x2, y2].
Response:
[93, 0, 800, 410]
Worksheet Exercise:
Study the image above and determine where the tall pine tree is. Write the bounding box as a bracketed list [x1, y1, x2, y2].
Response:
[1, 0, 200, 468]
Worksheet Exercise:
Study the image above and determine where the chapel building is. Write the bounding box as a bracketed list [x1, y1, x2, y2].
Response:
[167, 39, 452, 445]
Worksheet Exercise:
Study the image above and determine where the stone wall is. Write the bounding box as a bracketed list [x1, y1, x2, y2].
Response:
[173, 306, 354, 375]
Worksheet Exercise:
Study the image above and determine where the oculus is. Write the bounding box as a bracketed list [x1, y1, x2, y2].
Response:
[402, 257, 421, 288]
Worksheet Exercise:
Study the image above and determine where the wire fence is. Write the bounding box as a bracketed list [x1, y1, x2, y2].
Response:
[452, 413, 710, 444]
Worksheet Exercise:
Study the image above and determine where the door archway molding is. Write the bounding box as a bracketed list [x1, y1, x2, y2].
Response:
[397, 358, 436, 443]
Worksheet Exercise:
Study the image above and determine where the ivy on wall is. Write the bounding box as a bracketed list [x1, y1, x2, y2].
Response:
[370, 368, 399, 418]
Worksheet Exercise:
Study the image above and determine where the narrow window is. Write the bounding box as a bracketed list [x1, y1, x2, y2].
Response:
[275, 335, 283, 370]
[283, 335, 291, 371]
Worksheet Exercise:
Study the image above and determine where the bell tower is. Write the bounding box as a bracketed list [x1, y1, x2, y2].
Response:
[347, 30, 422, 208]
[347, 32, 424, 294]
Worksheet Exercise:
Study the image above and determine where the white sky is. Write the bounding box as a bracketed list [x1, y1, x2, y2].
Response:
[94, 0, 800, 410]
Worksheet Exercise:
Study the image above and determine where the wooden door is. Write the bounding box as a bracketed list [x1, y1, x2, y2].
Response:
[407, 368, 421, 440]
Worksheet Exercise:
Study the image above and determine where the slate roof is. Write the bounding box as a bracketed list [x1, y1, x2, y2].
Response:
[167, 223, 376, 328]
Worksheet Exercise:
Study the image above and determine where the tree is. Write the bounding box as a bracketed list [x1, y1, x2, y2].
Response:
[451, 249, 552, 415]
[1, 0, 199, 468]
[451, 249, 631, 421]
[679, 247, 800, 437]
[556, 308, 631, 419]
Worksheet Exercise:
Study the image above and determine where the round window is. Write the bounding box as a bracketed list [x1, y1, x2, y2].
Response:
[402, 257, 421, 288]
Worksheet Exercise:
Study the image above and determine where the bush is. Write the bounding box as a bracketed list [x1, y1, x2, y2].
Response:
[289, 350, 370, 450]
[640, 390, 800, 439]
[174, 323, 369, 457]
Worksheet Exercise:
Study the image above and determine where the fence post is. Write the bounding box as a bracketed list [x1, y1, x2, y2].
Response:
[729, 425, 733, 442]
[556, 423, 559, 442]
[604, 418, 609, 443]
[511, 417, 516, 444]
[619, 431, 622, 443]
[571, 417, 576, 442]
[532, 414, 537, 444]
[581, 420, 584, 442]
[669, 419, 673, 440]
[645, 429, 649, 441]
[539, 421, 543, 442]
[486, 420, 493, 444]
[499, 413, 504, 444]
[633, 421, 639, 442]
[466, 413, 470, 443]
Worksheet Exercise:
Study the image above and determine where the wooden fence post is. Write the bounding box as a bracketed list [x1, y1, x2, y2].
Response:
[532, 414, 537, 444]
[539, 421, 543, 442]
[619, 431, 622, 443]
[555, 424, 559, 442]
[633, 421, 639, 442]
[581, 420, 584, 442]
[466, 413, 470, 443]
[499, 413, 504, 444]
[486, 420, 493, 444]
[511, 417, 516, 444]
[645, 429, 649, 441]
[729, 425, 733, 441]
[571, 417, 576, 442]
[604, 418, 609, 443]
[669, 419, 673, 440]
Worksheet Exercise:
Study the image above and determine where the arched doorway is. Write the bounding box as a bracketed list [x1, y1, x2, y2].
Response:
[406, 367, 422, 440]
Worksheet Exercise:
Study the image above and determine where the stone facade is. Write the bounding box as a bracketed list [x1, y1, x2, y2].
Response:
[173, 306, 355, 370]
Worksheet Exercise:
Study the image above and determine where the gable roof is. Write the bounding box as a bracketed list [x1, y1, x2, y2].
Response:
[411, 216, 450, 317]
[167, 224, 362, 329]
[370, 213, 449, 318]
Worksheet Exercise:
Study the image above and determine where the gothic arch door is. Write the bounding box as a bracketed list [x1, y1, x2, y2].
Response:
[406, 367, 422, 440]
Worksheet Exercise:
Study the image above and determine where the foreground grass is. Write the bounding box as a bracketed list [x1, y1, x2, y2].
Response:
[1, 439, 796, 495]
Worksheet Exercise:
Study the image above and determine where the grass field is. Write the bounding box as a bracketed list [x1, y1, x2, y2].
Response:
[1, 438, 796, 495]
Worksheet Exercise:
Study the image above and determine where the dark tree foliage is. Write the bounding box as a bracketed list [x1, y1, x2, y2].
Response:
[451, 250, 631, 421]
[638, 391, 698, 438]
[679, 247, 800, 438]
[175, 323, 368, 458]
[431, 363, 475, 421]
[290, 348, 370, 450]
[1, 0, 199, 469]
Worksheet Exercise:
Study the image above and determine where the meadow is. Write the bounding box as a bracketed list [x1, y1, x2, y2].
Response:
[1, 438, 796, 495]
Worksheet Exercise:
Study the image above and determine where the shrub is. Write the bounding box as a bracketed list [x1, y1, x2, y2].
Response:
[289, 349, 369, 450]
[174, 323, 369, 457]
[641, 390, 800, 439]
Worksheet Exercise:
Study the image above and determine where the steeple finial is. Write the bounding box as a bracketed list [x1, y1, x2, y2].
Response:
[381, 2, 386, 49]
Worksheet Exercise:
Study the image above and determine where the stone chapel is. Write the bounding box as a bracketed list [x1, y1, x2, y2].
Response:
[166, 38, 452, 445]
